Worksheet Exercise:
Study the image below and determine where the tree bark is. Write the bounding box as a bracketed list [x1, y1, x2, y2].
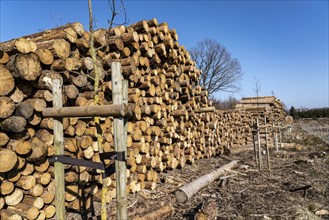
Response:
[1, 116, 27, 133]
[174, 160, 238, 203]
[15, 102, 34, 119]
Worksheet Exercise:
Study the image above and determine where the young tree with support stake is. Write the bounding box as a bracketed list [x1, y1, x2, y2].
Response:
[87, 0, 127, 219]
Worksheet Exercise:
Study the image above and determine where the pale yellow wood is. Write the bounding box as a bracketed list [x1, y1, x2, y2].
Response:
[52, 78, 66, 220]
[112, 62, 127, 220]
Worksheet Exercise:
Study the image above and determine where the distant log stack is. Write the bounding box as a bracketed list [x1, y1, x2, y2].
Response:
[235, 96, 286, 123]
[0, 20, 286, 219]
[235, 96, 287, 143]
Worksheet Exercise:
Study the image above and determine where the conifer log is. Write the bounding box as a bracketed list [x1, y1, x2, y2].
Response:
[0, 96, 15, 118]
[0, 197, 4, 210]
[1, 116, 27, 133]
[0, 65, 15, 96]
[35, 48, 54, 65]
[0, 51, 10, 64]
[0, 180, 15, 195]
[7, 202, 40, 220]
[0, 209, 23, 220]
[4, 188, 24, 206]
[0, 132, 9, 147]
[36, 39, 71, 59]
[174, 161, 238, 203]
[6, 53, 42, 81]
[15, 102, 34, 119]
[22, 196, 45, 210]
[0, 38, 37, 54]
[26, 137, 48, 162]
[16, 175, 36, 190]
[0, 149, 18, 173]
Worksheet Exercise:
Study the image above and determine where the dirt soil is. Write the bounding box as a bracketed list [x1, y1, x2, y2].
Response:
[68, 119, 329, 220]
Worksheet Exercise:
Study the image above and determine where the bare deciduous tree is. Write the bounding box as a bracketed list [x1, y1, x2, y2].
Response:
[107, 0, 128, 29]
[253, 77, 261, 108]
[189, 38, 243, 95]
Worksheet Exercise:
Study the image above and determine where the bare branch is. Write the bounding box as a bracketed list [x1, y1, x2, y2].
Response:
[253, 77, 261, 98]
[253, 77, 262, 110]
[189, 38, 243, 96]
[107, 0, 129, 29]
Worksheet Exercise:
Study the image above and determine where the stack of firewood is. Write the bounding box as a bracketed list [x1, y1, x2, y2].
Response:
[0, 19, 286, 219]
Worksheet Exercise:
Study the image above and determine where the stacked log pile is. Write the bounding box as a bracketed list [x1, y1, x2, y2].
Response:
[215, 109, 252, 148]
[235, 96, 287, 143]
[0, 19, 218, 219]
[235, 96, 286, 123]
[0, 20, 285, 219]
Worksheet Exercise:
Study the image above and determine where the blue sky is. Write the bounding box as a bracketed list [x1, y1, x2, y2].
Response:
[0, 0, 328, 109]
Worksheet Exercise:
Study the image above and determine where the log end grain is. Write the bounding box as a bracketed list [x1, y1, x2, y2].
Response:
[0, 149, 18, 173]
[0, 65, 15, 95]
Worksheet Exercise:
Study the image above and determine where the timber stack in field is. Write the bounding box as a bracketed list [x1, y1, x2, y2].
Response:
[235, 96, 287, 142]
[0, 19, 216, 219]
[0, 19, 285, 219]
[235, 96, 286, 123]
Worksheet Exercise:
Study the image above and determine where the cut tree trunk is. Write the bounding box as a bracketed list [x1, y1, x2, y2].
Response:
[0, 209, 23, 220]
[0, 96, 15, 118]
[0, 116, 27, 133]
[6, 53, 42, 81]
[174, 160, 238, 203]
[15, 102, 34, 119]
[35, 48, 54, 65]
[4, 188, 24, 206]
[0, 65, 15, 95]
[0, 149, 18, 173]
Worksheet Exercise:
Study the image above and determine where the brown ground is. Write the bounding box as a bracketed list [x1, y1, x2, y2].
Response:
[67, 119, 329, 220]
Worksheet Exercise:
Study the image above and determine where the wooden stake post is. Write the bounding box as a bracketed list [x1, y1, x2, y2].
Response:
[256, 118, 262, 170]
[112, 62, 128, 220]
[44, 62, 128, 220]
[252, 118, 271, 171]
[252, 123, 259, 168]
[52, 78, 66, 220]
[264, 117, 270, 171]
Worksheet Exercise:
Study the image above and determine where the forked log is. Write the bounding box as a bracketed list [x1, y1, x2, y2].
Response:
[174, 160, 238, 203]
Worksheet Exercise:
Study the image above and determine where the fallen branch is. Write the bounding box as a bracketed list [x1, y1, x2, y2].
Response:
[132, 204, 174, 220]
[174, 160, 238, 204]
[224, 168, 247, 176]
[289, 185, 312, 192]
